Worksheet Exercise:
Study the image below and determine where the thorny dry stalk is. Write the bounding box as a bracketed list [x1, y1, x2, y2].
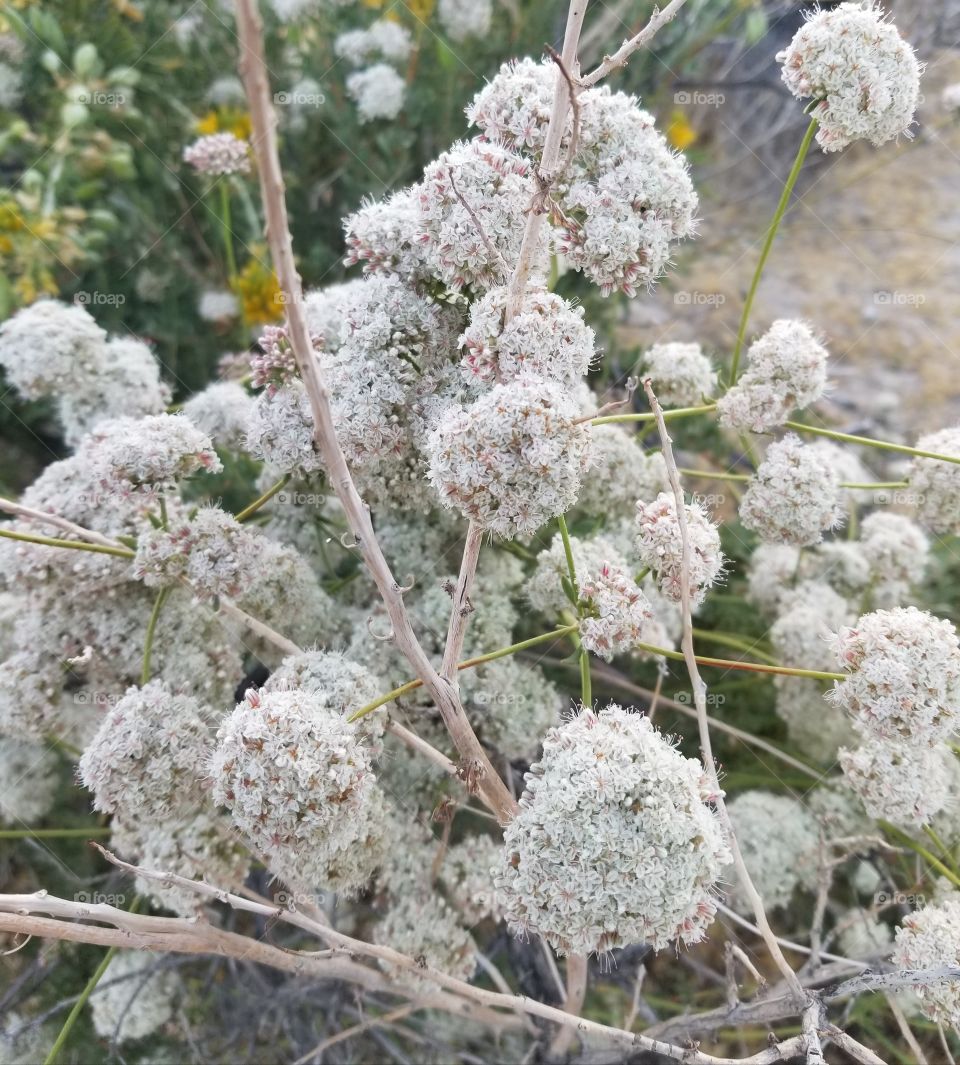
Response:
[643, 379, 807, 1011]
[233, 0, 517, 824]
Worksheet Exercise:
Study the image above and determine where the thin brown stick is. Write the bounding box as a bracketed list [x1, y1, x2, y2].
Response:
[549, 953, 589, 1056]
[579, 0, 691, 86]
[441, 522, 483, 681]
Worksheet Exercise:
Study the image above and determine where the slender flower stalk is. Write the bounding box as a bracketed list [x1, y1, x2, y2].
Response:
[591, 402, 716, 427]
[784, 420, 960, 466]
[0, 527, 134, 557]
[557, 513, 592, 706]
[235, 472, 291, 522]
[141, 587, 170, 686]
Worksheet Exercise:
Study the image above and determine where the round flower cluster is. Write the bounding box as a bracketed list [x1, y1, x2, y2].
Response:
[860, 511, 929, 606]
[495, 704, 731, 956]
[0, 738, 59, 824]
[438, 0, 492, 42]
[342, 190, 429, 281]
[839, 738, 953, 827]
[777, 1, 922, 153]
[250, 324, 318, 392]
[334, 19, 412, 65]
[893, 898, 960, 1028]
[183, 132, 251, 175]
[198, 289, 238, 322]
[828, 607, 960, 745]
[641, 342, 718, 407]
[440, 833, 504, 924]
[467, 57, 558, 154]
[418, 138, 537, 291]
[746, 543, 803, 616]
[209, 687, 386, 895]
[575, 427, 669, 519]
[245, 380, 323, 476]
[578, 561, 653, 660]
[740, 435, 845, 545]
[346, 64, 407, 124]
[525, 530, 627, 616]
[459, 285, 595, 388]
[635, 492, 725, 605]
[725, 791, 820, 913]
[78, 681, 213, 818]
[90, 951, 177, 1044]
[463, 656, 565, 758]
[92, 413, 222, 489]
[717, 320, 829, 432]
[427, 376, 590, 539]
[374, 893, 476, 989]
[182, 381, 254, 450]
[909, 427, 960, 534]
[133, 506, 261, 601]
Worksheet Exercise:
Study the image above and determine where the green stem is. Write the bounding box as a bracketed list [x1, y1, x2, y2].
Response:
[219, 180, 237, 282]
[348, 625, 579, 722]
[141, 587, 169, 686]
[0, 827, 111, 839]
[881, 822, 960, 890]
[592, 403, 716, 427]
[690, 628, 779, 666]
[44, 898, 142, 1065]
[0, 527, 134, 557]
[784, 421, 960, 466]
[728, 115, 818, 386]
[679, 468, 749, 482]
[558, 514, 592, 707]
[634, 566, 651, 583]
[235, 473, 291, 523]
[633, 640, 844, 681]
[556, 515, 579, 599]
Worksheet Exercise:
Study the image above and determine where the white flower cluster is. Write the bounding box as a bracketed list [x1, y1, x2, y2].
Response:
[525, 530, 625, 615]
[438, 0, 492, 42]
[635, 492, 725, 605]
[860, 511, 929, 606]
[440, 833, 504, 924]
[197, 289, 238, 322]
[578, 561, 653, 660]
[250, 324, 315, 392]
[0, 739, 59, 824]
[725, 791, 819, 913]
[427, 376, 590, 539]
[718, 320, 829, 432]
[346, 64, 407, 124]
[245, 380, 323, 476]
[183, 132, 251, 175]
[0, 301, 170, 445]
[90, 951, 177, 1043]
[576, 427, 669, 519]
[374, 893, 477, 988]
[182, 381, 254, 450]
[78, 681, 213, 818]
[459, 285, 595, 388]
[641, 342, 718, 407]
[93, 414, 222, 490]
[909, 427, 960, 534]
[495, 704, 730, 956]
[210, 686, 386, 895]
[418, 139, 536, 292]
[342, 191, 429, 281]
[740, 435, 845, 545]
[839, 738, 953, 827]
[334, 19, 412, 66]
[893, 898, 960, 1028]
[829, 607, 960, 745]
[777, 1, 922, 152]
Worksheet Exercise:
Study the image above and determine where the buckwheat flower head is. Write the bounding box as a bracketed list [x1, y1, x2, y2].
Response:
[342, 189, 431, 281]
[467, 57, 557, 153]
[334, 19, 413, 65]
[427, 376, 591, 539]
[251, 323, 319, 392]
[801, 540, 872, 599]
[346, 64, 406, 124]
[90, 951, 177, 1043]
[525, 531, 626, 615]
[441, 833, 504, 924]
[210, 687, 386, 895]
[374, 893, 476, 989]
[576, 426, 670, 518]
[91, 414, 222, 489]
[418, 138, 538, 292]
[777, 2, 922, 153]
[838, 909, 893, 960]
[2, 650, 68, 738]
[909, 427, 960, 534]
[183, 132, 251, 175]
[460, 285, 595, 387]
[774, 675, 856, 763]
[0, 298, 107, 399]
[182, 381, 255, 451]
[0, 739, 58, 824]
[893, 899, 960, 1027]
[746, 543, 802, 615]
[717, 320, 829, 432]
[828, 606, 960, 745]
[78, 680, 213, 818]
[496, 704, 731, 956]
[246, 380, 324, 475]
[641, 342, 718, 407]
[860, 511, 929, 605]
[197, 288, 239, 322]
[635, 492, 725, 605]
[133, 506, 260, 600]
[578, 561, 653, 660]
[725, 791, 819, 913]
[840, 738, 953, 827]
[439, 0, 492, 40]
[740, 434, 844, 545]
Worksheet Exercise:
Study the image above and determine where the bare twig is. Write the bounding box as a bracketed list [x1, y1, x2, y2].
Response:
[579, 0, 692, 87]
[0, 496, 122, 548]
[441, 521, 483, 682]
[822, 1024, 887, 1065]
[544, 44, 582, 177]
[885, 993, 927, 1065]
[232, 0, 516, 823]
[549, 953, 588, 1057]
